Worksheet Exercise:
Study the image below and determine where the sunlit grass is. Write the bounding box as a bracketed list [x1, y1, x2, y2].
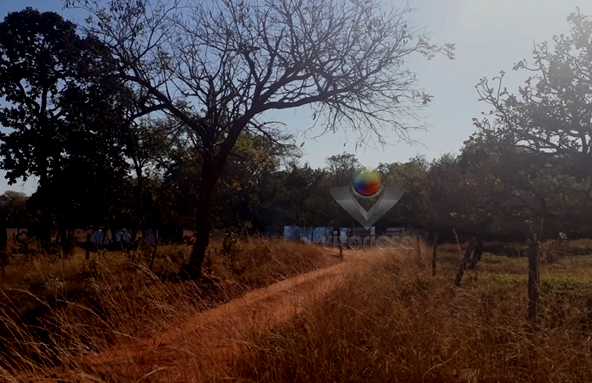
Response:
[227, 242, 592, 383]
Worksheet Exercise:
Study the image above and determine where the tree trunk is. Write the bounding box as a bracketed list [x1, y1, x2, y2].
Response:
[15, 228, 28, 252]
[181, 153, 230, 279]
[68, 228, 76, 256]
[0, 207, 7, 276]
[180, 117, 252, 280]
[40, 206, 52, 248]
[181, 181, 215, 279]
[131, 165, 144, 245]
[454, 237, 476, 286]
[59, 225, 68, 255]
[431, 231, 439, 276]
[528, 239, 540, 324]
[0, 208, 6, 248]
[468, 236, 484, 270]
[37, 166, 52, 248]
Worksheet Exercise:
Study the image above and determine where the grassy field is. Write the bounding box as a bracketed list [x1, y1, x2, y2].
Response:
[2, 237, 592, 382]
[0, 237, 339, 380]
[228, 243, 592, 383]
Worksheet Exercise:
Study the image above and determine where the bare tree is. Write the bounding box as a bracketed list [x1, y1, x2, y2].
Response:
[63, 0, 454, 279]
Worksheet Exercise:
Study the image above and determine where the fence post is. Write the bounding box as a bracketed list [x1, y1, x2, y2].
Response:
[468, 237, 484, 270]
[454, 237, 476, 286]
[528, 239, 540, 324]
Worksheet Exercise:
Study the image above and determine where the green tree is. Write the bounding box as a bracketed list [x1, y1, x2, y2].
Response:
[212, 130, 298, 232]
[124, 118, 177, 240]
[1, 191, 29, 227]
[325, 153, 362, 185]
[0, 205, 6, 263]
[0, 8, 133, 248]
[460, 134, 589, 240]
[378, 156, 429, 228]
[473, 7, 592, 238]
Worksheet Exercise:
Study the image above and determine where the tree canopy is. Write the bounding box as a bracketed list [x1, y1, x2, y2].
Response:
[61, 0, 453, 278]
[0, 7, 134, 246]
[2, 3, 592, 280]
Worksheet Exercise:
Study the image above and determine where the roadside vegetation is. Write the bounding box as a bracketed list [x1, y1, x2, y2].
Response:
[231, 242, 592, 383]
[0, 238, 337, 380]
[2, 237, 592, 382]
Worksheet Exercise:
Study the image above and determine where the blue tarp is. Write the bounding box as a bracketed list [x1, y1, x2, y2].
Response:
[143, 229, 158, 245]
[115, 228, 131, 244]
[89, 230, 109, 246]
[283, 226, 334, 244]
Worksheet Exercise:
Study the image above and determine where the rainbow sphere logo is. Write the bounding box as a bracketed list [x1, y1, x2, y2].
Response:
[351, 168, 382, 198]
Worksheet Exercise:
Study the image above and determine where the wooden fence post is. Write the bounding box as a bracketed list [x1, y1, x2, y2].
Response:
[528, 239, 540, 324]
[468, 237, 484, 270]
[454, 237, 476, 286]
[432, 231, 440, 276]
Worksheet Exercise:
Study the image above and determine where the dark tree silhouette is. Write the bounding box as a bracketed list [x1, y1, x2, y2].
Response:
[64, 0, 454, 279]
[0, 8, 133, 248]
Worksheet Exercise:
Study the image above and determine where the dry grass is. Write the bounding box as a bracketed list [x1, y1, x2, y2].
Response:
[0, 238, 337, 380]
[4, 236, 592, 382]
[228, 242, 592, 383]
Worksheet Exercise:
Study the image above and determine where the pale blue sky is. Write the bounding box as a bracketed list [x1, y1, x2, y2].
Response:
[1, 0, 591, 195]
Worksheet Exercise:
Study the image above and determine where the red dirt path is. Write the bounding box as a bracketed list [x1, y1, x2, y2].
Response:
[25, 248, 370, 382]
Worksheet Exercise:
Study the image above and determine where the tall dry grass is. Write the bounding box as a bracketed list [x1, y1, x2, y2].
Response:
[230, 241, 592, 383]
[4, 235, 592, 382]
[0, 238, 337, 380]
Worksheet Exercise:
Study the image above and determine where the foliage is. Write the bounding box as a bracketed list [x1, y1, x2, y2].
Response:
[0, 191, 29, 227]
[63, 0, 453, 278]
[0, 8, 133, 242]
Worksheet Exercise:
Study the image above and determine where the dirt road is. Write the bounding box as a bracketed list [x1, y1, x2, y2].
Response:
[21, 248, 371, 382]
[66, 248, 370, 382]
